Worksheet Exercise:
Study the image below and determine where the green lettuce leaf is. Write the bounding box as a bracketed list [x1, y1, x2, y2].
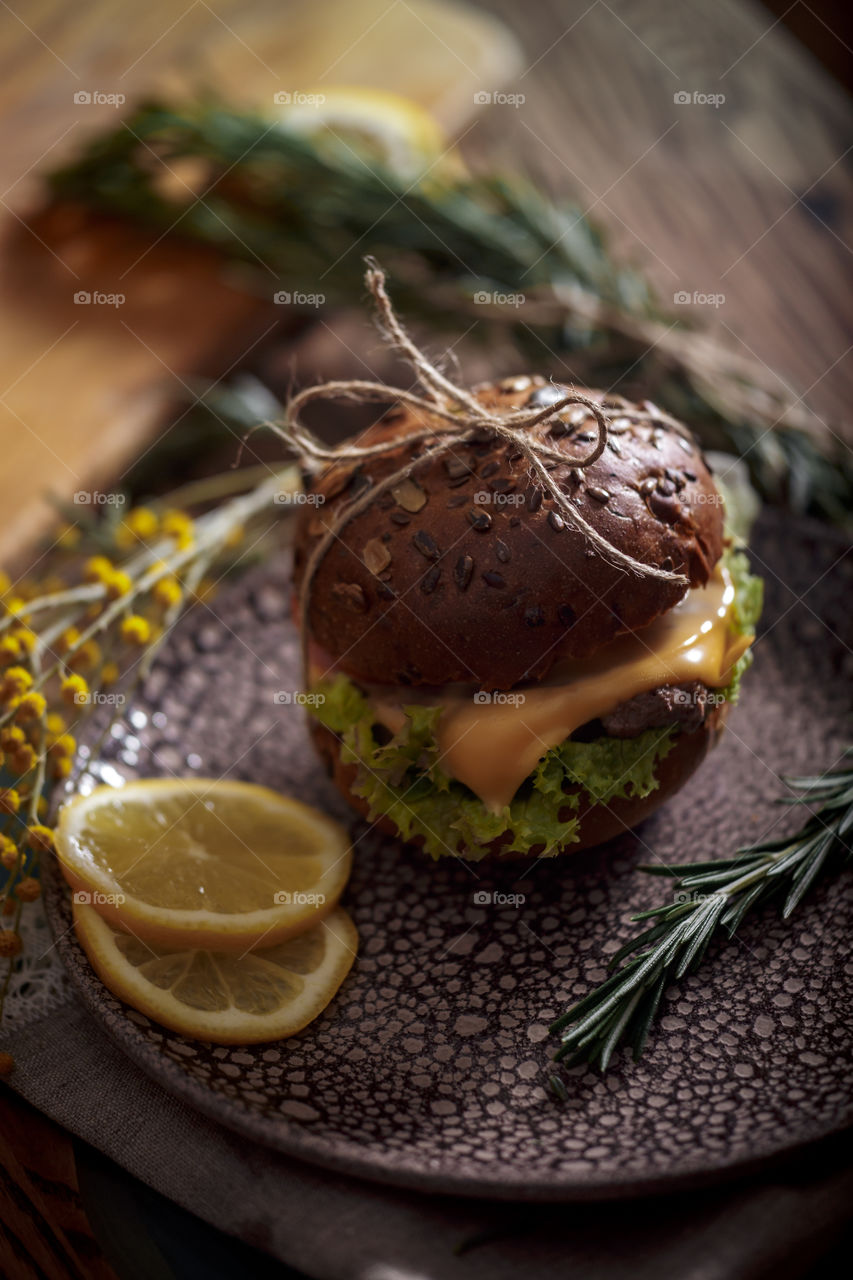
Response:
[553, 729, 676, 805]
[313, 676, 674, 860]
[724, 544, 763, 636]
[718, 543, 763, 703]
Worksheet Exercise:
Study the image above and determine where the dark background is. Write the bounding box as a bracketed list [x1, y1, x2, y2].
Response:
[764, 0, 852, 88]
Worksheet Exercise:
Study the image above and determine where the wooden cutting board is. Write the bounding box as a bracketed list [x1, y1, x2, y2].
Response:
[0, 0, 521, 563]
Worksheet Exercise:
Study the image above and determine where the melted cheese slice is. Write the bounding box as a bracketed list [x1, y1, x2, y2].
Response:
[316, 565, 752, 813]
[434, 565, 750, 811]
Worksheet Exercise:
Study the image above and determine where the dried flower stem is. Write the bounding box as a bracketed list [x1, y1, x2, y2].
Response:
[0, 463, 302, 1040]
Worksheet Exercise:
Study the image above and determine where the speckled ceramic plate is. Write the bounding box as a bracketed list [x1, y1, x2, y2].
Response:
[44, 513, 853, 1201]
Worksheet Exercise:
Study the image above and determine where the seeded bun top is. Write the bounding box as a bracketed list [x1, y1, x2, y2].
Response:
[292, 376, 724, 690]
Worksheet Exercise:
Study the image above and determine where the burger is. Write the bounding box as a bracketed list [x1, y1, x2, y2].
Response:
[292, 375, 762, 859]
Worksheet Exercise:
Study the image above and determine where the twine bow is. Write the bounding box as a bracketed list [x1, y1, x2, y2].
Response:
[267, 261, 689, 681]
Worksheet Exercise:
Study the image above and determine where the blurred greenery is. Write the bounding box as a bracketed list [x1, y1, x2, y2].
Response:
[49, 99, 853, 524]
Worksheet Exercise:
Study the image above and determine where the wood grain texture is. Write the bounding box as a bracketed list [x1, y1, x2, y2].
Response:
[0, 208, 287, 563]
[0, 0, 521, 563]
[0, 1088, 118, 1280]
[465, 0, 852, 430]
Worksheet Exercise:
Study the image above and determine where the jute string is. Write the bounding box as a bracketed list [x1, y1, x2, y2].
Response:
[265, 261, 689, 685]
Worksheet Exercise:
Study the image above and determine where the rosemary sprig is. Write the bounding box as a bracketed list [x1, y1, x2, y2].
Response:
[47, 99, 852, 524]
[549, 750, 853, 1076]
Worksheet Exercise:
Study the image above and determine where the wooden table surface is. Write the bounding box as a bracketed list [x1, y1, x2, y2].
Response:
[470, 0, 852, 429]
[1, 1, 851, 1277]
[0, 0, 522, 561]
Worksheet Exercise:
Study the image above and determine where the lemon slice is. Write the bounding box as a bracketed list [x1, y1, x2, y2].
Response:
[275, 86, 451, 178]
[56, 779, 352, 951]
[73, 899, 357, 1043]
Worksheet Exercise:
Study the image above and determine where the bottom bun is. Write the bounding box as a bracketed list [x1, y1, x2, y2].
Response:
[308, 705, 728, 858]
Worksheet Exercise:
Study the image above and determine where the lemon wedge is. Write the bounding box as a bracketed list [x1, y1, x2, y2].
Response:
[56, 779, 352, 951]
[73, 900, 357, 1043]
[275, 86, 451, 178]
